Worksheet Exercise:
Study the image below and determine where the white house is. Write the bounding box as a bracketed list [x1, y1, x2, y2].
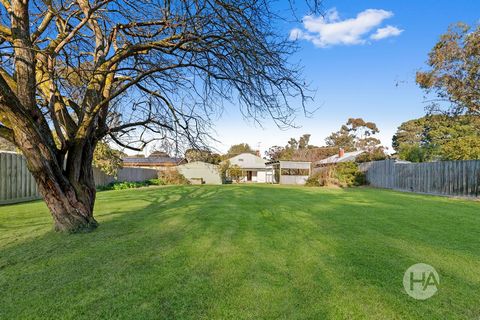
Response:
[227, 153, 267, 183]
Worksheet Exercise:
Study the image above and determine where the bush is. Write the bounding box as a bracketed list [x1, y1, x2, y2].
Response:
[97, 172, 189, 191]
[158, 169, 190, 185]
[306, 162, 365, 187]
[146, 178, 166, 186]
[334, 162, 365, 187]
[98, 180, 150, 191]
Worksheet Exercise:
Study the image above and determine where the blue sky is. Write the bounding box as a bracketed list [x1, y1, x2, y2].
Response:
[211, 0, 480, 155]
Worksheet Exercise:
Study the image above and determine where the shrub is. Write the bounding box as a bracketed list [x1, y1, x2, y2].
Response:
[157, 169, 190, 185]
[306, 162, 365, 187]
[334, 162, 365, 187]
[98, 181, 149, 191]
[146, 178, 166, 186]
[227, 165, 243, 183]
[305, 174, 321, 187]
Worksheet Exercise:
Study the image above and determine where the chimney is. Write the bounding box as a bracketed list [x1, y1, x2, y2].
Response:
[339, 148, 345, 158]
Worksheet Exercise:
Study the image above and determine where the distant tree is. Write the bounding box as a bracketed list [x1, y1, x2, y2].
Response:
[265, 146, 285, 161]
[392, 119, 426, 152]
[185, 149, 222, 164]
[228, 165, 243, 183]
[219, 160, 231, 183]
[441, 137, 480, 160]
[93, 142, 125, 176]
[392, 115, 480, 161]
[327, 118, 385, 158]
[356, 147, 388, 163]
[265, 134, 316, 161]
[298, 134, 312, 149]
[416, 23, 480, 115]
[325, 126, 355, 151]
[396, 145, 429, 163]
[225, 143, 255, 158]
[294, 146, 339, 162]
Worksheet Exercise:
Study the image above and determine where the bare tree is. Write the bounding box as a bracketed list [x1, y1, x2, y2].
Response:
[0, 0, 317, 232]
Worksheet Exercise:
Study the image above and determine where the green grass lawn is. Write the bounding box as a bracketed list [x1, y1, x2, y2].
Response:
[1, 185, 479, 319]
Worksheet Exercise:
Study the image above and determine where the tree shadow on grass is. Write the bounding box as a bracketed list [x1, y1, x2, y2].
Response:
[1, 185, 479, 319]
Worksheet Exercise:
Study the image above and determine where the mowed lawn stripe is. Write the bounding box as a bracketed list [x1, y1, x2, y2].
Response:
[0, 185, 479, 319]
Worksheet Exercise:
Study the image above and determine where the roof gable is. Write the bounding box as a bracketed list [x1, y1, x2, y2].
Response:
[228, 153, 266, 169]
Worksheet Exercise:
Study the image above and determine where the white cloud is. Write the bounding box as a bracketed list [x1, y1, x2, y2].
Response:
[289, 8, 403, 47]
[370, 25, 404, 40]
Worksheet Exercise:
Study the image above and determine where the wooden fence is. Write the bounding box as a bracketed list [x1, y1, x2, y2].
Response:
[359, 159, 480, 197]
[0, 152, 40, 205]
[0, 152, 158, 205]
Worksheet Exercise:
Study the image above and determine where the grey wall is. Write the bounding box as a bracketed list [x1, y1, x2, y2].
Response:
[116, 167, 158, 182]
[360, 159, 480, 197]
[177, 161, 222, 184]
[280, 175, 309, 185]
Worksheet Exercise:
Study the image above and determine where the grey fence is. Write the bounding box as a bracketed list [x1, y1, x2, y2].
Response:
[116, 167, 158, 182]
[1, 152, 159, 205]
[0, 152, 40, 205]
[359, 159, 480, 197]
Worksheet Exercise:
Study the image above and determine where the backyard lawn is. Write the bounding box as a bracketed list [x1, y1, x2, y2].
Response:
[1, 185, 479, 319]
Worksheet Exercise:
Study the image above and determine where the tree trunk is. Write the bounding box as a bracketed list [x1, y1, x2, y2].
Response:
[12, 123, 99, 233]
[31, 154, 98, 233]
[41, 182, 98, 233]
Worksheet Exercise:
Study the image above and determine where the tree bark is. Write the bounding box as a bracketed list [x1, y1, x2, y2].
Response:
[40, 179, 98, 233]
[32, 151, 98, 233]
[37, 139, 99, 233]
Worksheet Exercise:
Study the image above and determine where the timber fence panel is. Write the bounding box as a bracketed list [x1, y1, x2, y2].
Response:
[363, 159, 480, 197]
[0, 152, 41, 205]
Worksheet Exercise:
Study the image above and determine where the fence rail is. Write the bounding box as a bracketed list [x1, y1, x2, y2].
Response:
[359, 159, 480, 197]
[0, 152, 158, 205]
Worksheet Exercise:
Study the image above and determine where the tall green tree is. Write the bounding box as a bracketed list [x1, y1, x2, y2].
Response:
[185, 149, 222, 164]
[325, 125, 355, 151]
[225, 143, 256, 158]
[416, 23, 480, 115]
[265, 134, 315, 161]
[93, 142, 125, 176]
[265, 145, 285, 161]
[326, 118, 384, 155]
[393, 115, 480, 161]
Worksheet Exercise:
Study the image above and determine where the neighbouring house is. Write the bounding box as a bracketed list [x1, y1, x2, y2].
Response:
[314, 149, 366, 167]
[177, 161, 222, 185]
[265, 160, 311, 185]
[122, 156, 186, 170]
[227, 153, 267, 183]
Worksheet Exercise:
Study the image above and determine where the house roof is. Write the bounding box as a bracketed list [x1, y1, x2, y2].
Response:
[177, 161, 219, 169]
[122, 156, 184, 166]
[227, 153, 266, 169]
[315, 150, 366, 165]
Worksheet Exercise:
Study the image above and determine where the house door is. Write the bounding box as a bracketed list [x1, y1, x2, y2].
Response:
[247, 171, 252, 181]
